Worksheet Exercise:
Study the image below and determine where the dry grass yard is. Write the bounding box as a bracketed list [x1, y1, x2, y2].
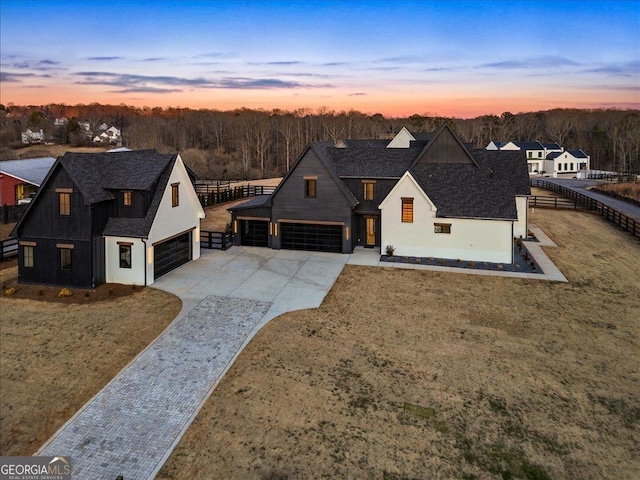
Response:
[0, 267, 182, 455]
[158, 208, 640, 480]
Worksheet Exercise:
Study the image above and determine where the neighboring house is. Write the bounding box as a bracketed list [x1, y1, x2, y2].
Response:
[230, 125, 530, 264]
[0, 157, 56, 205]
[21, 128, 45, 144]
[545, 150, 590, 176]
[486, 140, 569, 175]
[93, 126, 122, 146]
[12, 150, 204, 288]
[77, 121, 91, 132]
[54, 117, 68, 126]
[386, 127, 434, 148]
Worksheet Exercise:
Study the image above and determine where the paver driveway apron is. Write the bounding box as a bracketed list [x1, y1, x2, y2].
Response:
[37, 247, 348, 480]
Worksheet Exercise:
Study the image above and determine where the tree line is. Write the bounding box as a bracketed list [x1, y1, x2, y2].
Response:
[1, 103, 638, 178]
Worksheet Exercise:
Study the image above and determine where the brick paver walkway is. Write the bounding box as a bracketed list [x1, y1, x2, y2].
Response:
[38, 295, 271, 480]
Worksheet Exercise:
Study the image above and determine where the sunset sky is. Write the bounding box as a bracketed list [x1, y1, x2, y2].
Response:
[1, 0, 638, 118]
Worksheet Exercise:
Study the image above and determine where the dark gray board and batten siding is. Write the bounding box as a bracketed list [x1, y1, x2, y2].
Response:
[270, 149, 353, 253]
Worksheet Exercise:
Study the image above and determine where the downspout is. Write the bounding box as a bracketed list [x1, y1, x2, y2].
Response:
[142, 238, 148, 286]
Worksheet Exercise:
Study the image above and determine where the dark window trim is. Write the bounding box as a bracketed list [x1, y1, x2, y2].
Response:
[434, 223, 451, 234]
[401, 197, 413, 223]
[171, 183, 180, 207]
[119, 244, 132, 269]
[59, 248, 72, 271]
[59, 192, 71, 216]
[304, 178, 317, 198]
[23, 245, 34, 268]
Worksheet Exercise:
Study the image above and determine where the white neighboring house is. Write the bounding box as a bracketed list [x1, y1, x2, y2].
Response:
[93, 126, 122, 146]
[54, 117, 68, 126]
[77, 121, 91, 132]
[386, 127, 434, 148]
[21, 128, 45, 144]
[545, 150, 590, 177]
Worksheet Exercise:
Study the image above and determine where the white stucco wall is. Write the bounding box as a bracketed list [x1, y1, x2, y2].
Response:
[514, 196, 528, 239]
[105, 236, 147, 285]
[380, 173, 514, 264]
[147, 155, 205, 282]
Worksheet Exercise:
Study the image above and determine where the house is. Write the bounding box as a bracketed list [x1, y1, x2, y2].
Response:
[93, 126, 122, 146]
[21, 128, 45, 144]
[230, 125, 530, 264]
[12, 150, 204, 288]
[54, 117, 68, 126]
[545, 150, 590, 176]
[486, 140, 571, 175]
[0, 157, 56, 205]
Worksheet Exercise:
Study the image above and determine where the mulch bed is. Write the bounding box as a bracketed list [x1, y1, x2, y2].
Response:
[1, 268, 142, 304]
[381, 240, 540, 274]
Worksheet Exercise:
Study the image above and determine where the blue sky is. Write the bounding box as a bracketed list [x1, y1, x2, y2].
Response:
[1, 0, 638, 117]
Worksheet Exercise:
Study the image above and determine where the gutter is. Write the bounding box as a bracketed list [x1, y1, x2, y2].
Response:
[142, 238, 148, 286]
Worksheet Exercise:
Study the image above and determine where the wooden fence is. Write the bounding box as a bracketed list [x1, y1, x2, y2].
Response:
[200, 230, 232, 250]
[531, 179, 639, 240]
[197, 185, 276, 207]
[1, 238, 18, 261]
[528, 196, 583, 210]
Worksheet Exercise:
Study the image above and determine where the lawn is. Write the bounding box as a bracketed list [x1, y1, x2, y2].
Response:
[0, 270, 182, 456]
[158, 208, 640, 480]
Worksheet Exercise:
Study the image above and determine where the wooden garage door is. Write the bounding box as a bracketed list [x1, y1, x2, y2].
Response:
[280, 223, 342, 253]
[154, 232, 191, 279]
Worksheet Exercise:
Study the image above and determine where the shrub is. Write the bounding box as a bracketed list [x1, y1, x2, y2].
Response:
[58, 288, 72, 297]
[4, 287, 16, 296]
[385, 245, 395, 257]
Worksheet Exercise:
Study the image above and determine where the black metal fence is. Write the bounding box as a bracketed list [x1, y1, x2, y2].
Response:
[531, 179, 639, 240]
[1, 204, 28, 224]
[200, 230, 232, 250]
[1, 238, 18, 260]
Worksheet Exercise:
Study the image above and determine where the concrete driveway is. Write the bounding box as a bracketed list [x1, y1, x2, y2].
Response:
[38, 247, 348, 480]
[153, 246, 350, 326]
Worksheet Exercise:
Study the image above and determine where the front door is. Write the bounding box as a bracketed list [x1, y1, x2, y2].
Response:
[365, 217, 376, 247]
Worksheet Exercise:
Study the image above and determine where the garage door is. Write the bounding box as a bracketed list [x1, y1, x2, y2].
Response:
[281, 223, 342, 253]
[154, 232, 192, 279]
[240, 220, 269, 247]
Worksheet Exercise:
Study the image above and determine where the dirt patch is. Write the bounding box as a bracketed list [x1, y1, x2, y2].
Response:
[0, 268, 182, 455]
[158, 208, 640, 480]
[5, 145, 108, 160]
[591, 182, 640, 202]
[200, 199, 254, 232]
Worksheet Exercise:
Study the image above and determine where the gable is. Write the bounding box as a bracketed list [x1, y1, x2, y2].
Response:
[379, 171, 437, 212]
[413, 124, 477, 166]
[386, 127, 415, 148]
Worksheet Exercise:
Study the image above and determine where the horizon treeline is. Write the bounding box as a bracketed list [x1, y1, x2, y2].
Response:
[1, 103, 638, 179]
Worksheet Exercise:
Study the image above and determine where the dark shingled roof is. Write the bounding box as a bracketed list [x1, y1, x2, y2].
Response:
[513, 141, 544, 150]
[410, 131, 435, 141]
[410, 150, 530, 220]
[101, 155, 177, 238]
[329, 146, 422, 177]
[567, 149, 588, 158]
[339, 139, 389, 148]
[59, 150, 175, 205]
[542, 142, 562, 150]
[228, 195, 271, 211]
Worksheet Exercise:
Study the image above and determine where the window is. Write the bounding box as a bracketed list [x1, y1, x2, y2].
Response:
[434, 223, 451, 234]
[305, 178, 317, 198]
[401, 198, 413, 223]
[538, 151, 542, 158]
[363, 181, 375, 200]
[119, 244, 132, 268]
[527, 151, 532, 158]
[23, 245, 34, 268]
[171, 183, 180, 207]
[570, 163, 574, 171]
[60, 248, 72, 271]
[59, 193, 70, 216]
[123, 191, 132, 206]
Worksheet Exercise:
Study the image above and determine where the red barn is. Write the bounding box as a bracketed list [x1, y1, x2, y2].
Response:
[0, 157, 55, 206]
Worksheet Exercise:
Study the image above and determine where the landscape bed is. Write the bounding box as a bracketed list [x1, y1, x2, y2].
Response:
[381, 239, 540, 273]
[158, 207, 640, 480]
